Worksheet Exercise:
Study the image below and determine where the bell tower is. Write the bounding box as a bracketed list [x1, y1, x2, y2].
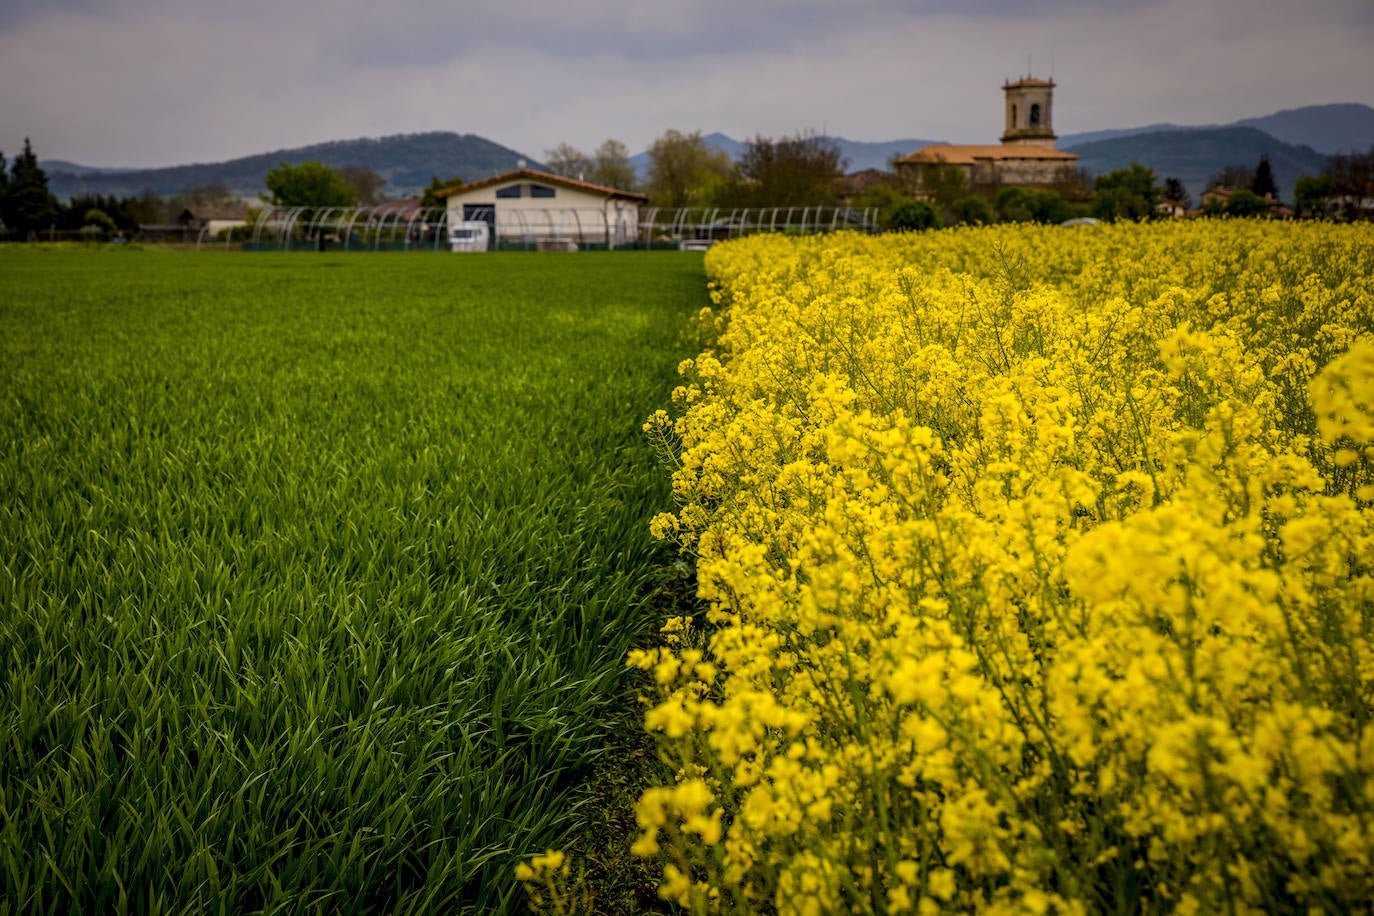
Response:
[1002, 77, 1057, 149]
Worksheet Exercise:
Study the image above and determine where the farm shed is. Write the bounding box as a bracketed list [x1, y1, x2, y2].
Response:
[178, 206, 250, 236]
[434, 168, 647, 250]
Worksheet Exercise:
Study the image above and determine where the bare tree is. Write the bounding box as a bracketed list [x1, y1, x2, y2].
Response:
[1325, 147, 1374, 219]
[337, 166, 387, 206]
[590, 139, 637, 191]
[1207, 163, 1255, 191]
[543, 143, 593, 180]
[727, 132, 846, 207]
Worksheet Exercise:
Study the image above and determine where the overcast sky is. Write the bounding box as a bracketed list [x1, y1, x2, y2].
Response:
[1, 0, 1370, 168]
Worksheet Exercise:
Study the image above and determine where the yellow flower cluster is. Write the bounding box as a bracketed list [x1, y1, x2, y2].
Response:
[516, 849, 591, 915]
[633, 221, 1374, 913]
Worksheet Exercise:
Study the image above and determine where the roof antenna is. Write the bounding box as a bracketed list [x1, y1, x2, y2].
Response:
[1027, 54, 1032, 78]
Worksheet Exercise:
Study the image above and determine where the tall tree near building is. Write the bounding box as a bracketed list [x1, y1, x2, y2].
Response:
[590, 139, 637, 191]
[1092, 163, 1160, 222]
[5, 139, 59, 235]
[543, 143, 593, 180]
[1324, 146, 1374, 220]
[645, 130, 733, 208]
[421, 176, 464, 210]
[1207, 163, 1255, 191]
[125, 189, 168, 227]
[728, 132, 846, 207]
[1293, 174, 1336, 218]
[1163, 177, 1191, 208]
[263, 161, 358, 210]
[336, 166, 387, 206]
[1251, 154, 1278, 199]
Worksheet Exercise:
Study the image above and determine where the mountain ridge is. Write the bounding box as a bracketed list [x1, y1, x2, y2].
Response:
[43, 132, 538, 200]
[37, 103, 1372, 202]
[1062, 126, 1330, 202]
[1057, 102, 1374, 158]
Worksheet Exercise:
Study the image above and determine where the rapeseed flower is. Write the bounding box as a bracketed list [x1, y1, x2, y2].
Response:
[635, 221, 1374, 913]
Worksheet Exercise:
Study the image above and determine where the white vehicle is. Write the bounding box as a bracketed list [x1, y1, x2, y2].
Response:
[449, 221, 490, 252]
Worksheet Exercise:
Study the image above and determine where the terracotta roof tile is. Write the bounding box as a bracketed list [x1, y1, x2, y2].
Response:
[894, 144, 1080, 166]
[434, 169, 647, 202]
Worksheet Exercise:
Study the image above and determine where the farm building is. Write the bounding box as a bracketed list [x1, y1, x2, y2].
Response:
[895, 76, 1081, 195]
[434, 168, 647, 250]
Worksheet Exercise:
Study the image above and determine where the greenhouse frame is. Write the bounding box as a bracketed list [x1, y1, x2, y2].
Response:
[207, 204, 881, 252]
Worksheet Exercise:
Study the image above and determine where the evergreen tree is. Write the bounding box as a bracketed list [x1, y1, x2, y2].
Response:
[421, 176, 464, 210]
[1162, 177, 1191, 208]
[6, 138, 58, 235]
[1252, 155, 1278, 199]
[0, 150, 9, 229]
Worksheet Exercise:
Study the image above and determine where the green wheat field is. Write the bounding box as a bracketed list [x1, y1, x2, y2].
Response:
[0, 248, 705, 914]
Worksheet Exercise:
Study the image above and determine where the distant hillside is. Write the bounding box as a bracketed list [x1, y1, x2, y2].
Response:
[39, 160, 142, 177]
[1064, 126, 1329, 203]
[628, 133, 942, 178]
[39, 102, 1369, 204]
[1059, 124, 1182, 148]
[838, 138, 945, 172]
[43, 132, 537, 201]
[1061, 104, 1374, 158]
[1233, 103, 1374, 156]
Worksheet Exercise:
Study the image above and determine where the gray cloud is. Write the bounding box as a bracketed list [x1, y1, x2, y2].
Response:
[1, 0, 1370, 168]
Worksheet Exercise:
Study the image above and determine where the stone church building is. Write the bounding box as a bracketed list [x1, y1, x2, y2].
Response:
[895, 77, 1081, 194]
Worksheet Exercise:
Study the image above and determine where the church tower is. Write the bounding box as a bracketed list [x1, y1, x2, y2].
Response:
[1002, 77, 1057, 149]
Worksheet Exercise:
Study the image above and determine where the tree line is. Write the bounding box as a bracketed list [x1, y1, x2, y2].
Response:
[542, 130, 845, 210]
[0, 139, 404, 240]
[4, 133, 1372, 241]
[547, 129, 1374, 228]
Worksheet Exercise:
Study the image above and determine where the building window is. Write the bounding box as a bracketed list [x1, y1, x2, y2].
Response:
[1011, 104, 1018, 128]
[496, 185, 522, 199]
[529, 184, 556, 198]
[1030, 103, 1041, 127]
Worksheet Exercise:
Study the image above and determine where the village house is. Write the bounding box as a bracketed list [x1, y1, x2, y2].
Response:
[434, 168, 647, 250]
[1200, 186, 1295, 218]
[895, 77, 1081, 195]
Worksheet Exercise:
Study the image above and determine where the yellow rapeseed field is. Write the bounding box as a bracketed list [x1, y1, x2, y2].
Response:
[632, 221, 1374, 914]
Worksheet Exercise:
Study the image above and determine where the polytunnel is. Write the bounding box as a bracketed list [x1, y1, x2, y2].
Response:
[205, 204, 880, 252]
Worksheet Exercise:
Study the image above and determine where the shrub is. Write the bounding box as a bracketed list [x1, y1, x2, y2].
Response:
[1225, 188, 1272, 218]
[951, 195, 995, 226]
[887, 199, 942, 232]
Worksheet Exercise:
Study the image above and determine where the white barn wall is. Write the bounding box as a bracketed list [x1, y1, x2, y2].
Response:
[444, 178, 642, 248]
